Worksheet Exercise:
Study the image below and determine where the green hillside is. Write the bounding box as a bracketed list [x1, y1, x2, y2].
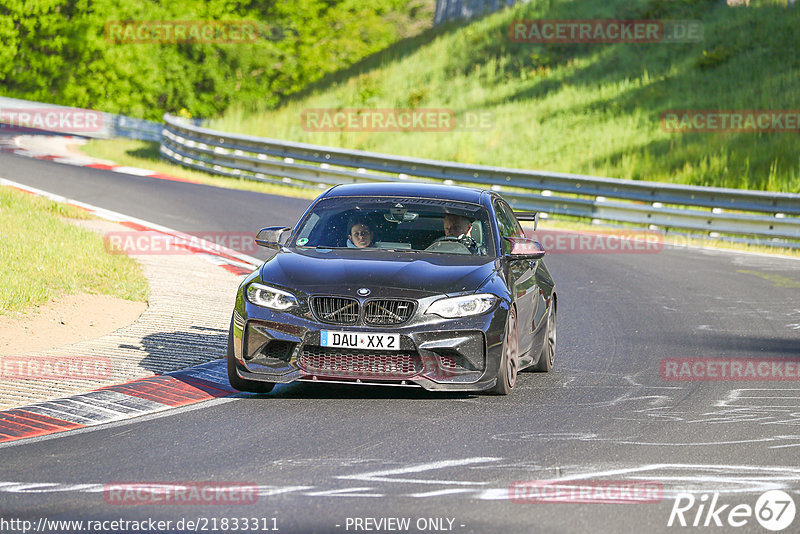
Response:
[0, 0, 433, 120]
[209, 0, 800, 192]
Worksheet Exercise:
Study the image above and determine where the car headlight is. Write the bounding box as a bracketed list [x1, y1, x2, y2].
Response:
[246, 282, 299, 310]
[426, 294, 497, 318]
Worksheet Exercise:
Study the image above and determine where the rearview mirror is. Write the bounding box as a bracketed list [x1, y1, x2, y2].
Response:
[505, 237, 546, 260]
[255, 226, 292, 250]
[384, 209, 418, 223]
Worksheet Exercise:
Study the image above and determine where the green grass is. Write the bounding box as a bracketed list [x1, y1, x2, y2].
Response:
[0, 187, 149, 314]
[81, 139, 320, 200]
[203, 0, 800, 193]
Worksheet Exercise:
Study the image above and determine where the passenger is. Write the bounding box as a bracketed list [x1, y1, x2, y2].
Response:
[347, 219, 374, 248]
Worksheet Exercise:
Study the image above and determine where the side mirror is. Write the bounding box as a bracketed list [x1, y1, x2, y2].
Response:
[514, 211, 539, 231]
[255, 226, 292, 250]
[505, 237, 546, 260]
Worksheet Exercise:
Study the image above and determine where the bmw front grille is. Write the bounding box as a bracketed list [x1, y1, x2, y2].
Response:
[310, 297, 415, 326]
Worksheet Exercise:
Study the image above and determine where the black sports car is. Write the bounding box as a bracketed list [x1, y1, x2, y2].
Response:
[227, 182, 557, 395]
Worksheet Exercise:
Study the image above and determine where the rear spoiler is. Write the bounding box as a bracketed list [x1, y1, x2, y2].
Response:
[514, 211, 539, 231]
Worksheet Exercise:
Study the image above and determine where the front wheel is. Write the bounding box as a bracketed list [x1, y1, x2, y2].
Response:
[227, 319, 275, 394]
[489, 307, 518, 395]
[532, 302, 556, 372]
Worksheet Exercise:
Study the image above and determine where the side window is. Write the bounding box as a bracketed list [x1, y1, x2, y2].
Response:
[494, 200, 523, 253]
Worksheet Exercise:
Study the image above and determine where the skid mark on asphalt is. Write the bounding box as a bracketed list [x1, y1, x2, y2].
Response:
[718, 388, 800, 409]
[606, 387, 800, 432]
[337, 457, 501, 486]
[492, 430, 800, 448]
[487, 377, 800, 450]
[0, 461, 798, 501]
[550, 371, 800, 435]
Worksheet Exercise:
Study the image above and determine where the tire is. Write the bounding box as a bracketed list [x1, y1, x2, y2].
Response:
[490, 306, 518, 395]
[532, 302, 556, 372]
[227, 319, 275, 394]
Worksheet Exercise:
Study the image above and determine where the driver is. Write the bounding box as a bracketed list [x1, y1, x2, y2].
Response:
[443, 213, 472, 238]
[430, 213, 479, 254]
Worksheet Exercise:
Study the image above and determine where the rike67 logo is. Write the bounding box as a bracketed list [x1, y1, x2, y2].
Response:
[668, 490, 796, 531]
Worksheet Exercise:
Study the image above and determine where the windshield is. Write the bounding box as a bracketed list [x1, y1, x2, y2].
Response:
[292, 196, 495, 256]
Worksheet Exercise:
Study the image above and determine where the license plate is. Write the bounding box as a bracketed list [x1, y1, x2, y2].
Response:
[320, 331, 400, 351]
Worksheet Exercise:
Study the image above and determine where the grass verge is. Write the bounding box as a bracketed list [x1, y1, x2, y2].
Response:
[0, 186, 149, 314]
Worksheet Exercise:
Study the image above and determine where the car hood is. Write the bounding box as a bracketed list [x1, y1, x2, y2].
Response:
[259, 248, 498, 298]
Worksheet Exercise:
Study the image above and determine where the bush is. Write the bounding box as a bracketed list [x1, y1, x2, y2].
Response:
[0, 0, 430, 120]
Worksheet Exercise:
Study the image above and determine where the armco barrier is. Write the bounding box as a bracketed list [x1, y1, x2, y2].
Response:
[160, 114, 800, 242]
[0, 96, 162, 141]
[2, 95, 798, 243]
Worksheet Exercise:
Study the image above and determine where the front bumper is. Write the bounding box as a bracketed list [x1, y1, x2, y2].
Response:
[230, 297, 507, 392]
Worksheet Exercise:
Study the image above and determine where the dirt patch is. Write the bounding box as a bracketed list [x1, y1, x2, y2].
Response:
[13, 135, 115, 165]
[0, 294, 147, 355]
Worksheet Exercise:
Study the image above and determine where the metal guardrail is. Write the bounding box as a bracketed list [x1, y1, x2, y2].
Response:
[0, 96, 162, 141]
[161, 114, 800, 242]
[6, 95, 795, 243]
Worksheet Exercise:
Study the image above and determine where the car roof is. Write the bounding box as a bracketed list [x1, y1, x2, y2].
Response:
[323, 182, 488, 204]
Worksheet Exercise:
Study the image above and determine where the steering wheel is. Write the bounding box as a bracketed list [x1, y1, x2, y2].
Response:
[426, 235, 479, 254]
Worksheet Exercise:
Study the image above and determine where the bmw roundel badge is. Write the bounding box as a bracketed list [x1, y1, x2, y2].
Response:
[357, 288, 371, 296]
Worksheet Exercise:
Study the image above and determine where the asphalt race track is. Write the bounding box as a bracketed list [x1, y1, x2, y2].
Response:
[1, 151, 799, 533]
